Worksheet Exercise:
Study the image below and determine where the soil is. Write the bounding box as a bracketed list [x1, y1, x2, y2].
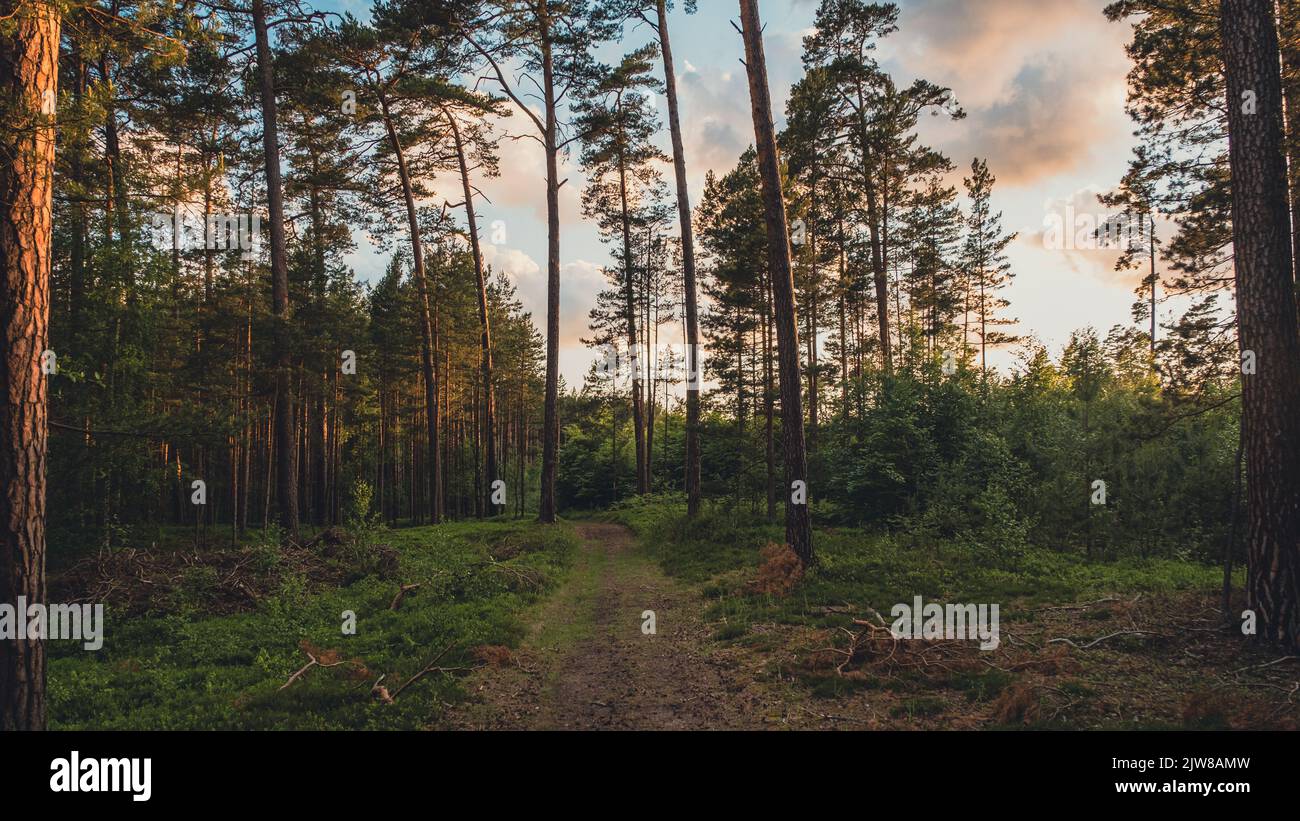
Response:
[444, 523, 1300, 731]
[445, 522, 780, 729]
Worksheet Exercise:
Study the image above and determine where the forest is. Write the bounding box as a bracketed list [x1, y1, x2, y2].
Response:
[1, 0, 1299, 733]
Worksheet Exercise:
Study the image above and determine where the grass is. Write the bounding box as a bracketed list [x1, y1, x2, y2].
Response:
[524, 523, 606, 658]
[602, 496, 1300, 730]
[48, 519, 578, 730]
[607, 493, 1234, 631]
[48, 496, 1269, 731]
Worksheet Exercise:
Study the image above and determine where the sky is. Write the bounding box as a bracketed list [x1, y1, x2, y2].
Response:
[331, 0, 1155, 387]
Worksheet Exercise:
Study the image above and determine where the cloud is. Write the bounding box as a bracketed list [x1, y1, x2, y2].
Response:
[481, 243, 540, 281]
[890, 0, 1132, 186]
[454, 1, 1147, 382]
[944, 58, 1125, 186]
[678, 64, 751, 180]
[558, 260, 610, 342]
[1019, 185, 1164, 289]
[481, 244, 608, 345]
[668, 1, 1133, 188]
[463, 114, 587, 229]
[890, 0, 1116, 93]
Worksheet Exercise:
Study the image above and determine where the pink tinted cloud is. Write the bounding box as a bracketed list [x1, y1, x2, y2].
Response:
[895, 0, 1133, 186]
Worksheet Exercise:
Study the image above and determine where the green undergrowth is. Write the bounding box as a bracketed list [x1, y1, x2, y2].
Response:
[607, 493, 1233, 634]
[48, 519, 578, 729]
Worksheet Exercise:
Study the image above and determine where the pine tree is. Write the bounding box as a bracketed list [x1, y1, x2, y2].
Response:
[960, 158, 1018, 375]
[1, 0, 60, 732]
[575, 45, 666, 495]
[1220, 0, 1300, 649]
[739, 0, 813, 565]
[463, 0, 615, 523]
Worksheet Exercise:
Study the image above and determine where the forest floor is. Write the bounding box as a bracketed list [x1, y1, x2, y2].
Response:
[43, 504, 1300, 730]
[445, 511, 1300, 731]
[445, 522, 776, 729]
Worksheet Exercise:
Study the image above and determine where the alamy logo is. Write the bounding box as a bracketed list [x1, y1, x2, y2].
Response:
[50, 751, 151, 802]
[0, 597, 104, 650]
[1041, 205, 1149, 251]
[593, 342, 702, 391]
[148, 206, 262, 259]
[889, 596, 1000, 650]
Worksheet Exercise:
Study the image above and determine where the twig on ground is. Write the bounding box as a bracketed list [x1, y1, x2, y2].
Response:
[389, 582, 421, 610]
[1003, 630, 1040, 652]
[1047, 629, 1162, 650]
[390, 640, 474, 700]
[800, 705, 873, 726]
[279, 647, 350, 691]
[1032, 596, 1118, 613]
[1230, 656, 1299, 675]
[370, 674, 393, 704]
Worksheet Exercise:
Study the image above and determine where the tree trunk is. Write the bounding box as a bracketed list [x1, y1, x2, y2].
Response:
[1280, 0, 1300, 293]
[807, 178, 819, 451]
[739, 0, 813, 566]
[656, 0, 702, 516]
[68, 49, 87, 340]
[616, 122, 648, 494]
[252, 0, 299, 540]
[1221, 0, 1300, 649]
[538, 6, 561, 524]
[0, 0, 59, 731]
[378, 92, 441, 525]
[763, 270, 775, 522]
[99, 54, 133, 278]
[308, 174, 328, 527]
[856, 86, 891, 375]
[445, 111, 499, 515]
[1148, 211, 1157, 358]
[837, 209, 849, 419]
[645, 227, 658, 488]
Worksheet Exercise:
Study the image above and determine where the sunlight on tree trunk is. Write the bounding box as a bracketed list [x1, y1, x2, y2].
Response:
[1, 0, 59, 731]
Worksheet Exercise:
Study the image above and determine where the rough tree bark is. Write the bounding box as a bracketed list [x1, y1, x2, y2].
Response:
[1, 0, 59, 731]
[252, 0, 299, 539]
[654, 0, 702, 516]
[1221, 0, 1300, 649]
[739, 0, 814, 565]
[1279, 1, 1300, 291]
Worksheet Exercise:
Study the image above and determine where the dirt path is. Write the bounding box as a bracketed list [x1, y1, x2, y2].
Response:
[442, 523, 1300, 731]
[445, 522, 771, 730]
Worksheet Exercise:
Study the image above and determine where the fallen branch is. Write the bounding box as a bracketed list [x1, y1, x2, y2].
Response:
[389, 583, 422, 611]
[279, 647, 350, 691]
[1229, 656, 1300, 675]
[390, 640, 472, 700]
[1043, 686, 1081, 722]
[1047, 629, 1162, 650]
[1003, 630, 1041, 652]
[1031, 596, 1118, 613]
[815, 619, 899, 675]
[484, 560, 542, 589]
[800, 705, 873, 726]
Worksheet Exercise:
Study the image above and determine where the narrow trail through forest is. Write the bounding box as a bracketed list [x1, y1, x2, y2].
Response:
[441, 523, 1300, 732]
[446, 522, 770, 730]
